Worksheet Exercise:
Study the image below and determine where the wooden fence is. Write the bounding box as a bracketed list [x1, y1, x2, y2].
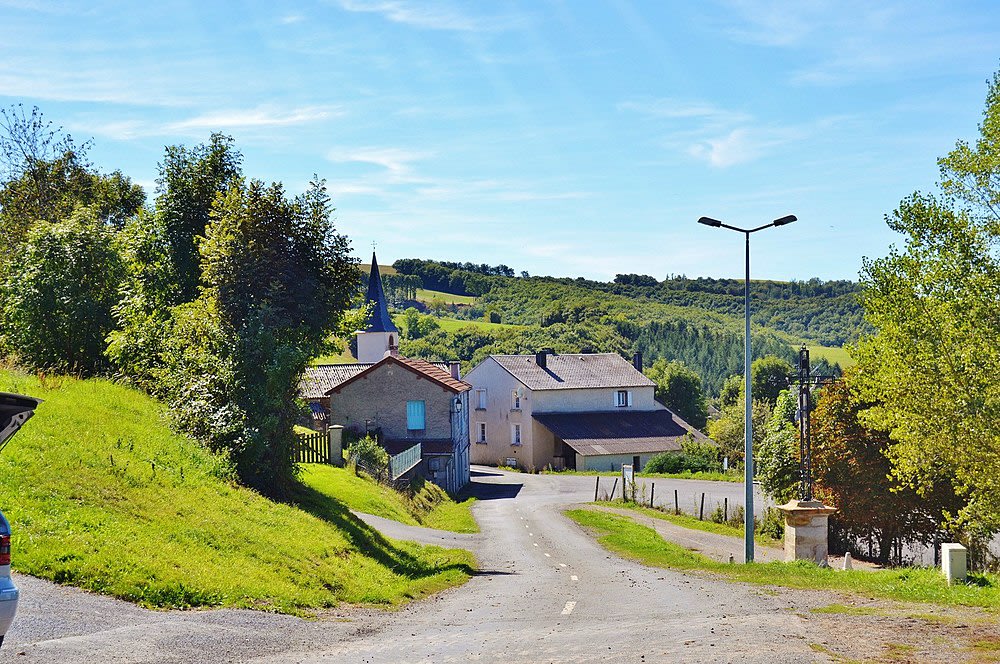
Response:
[295, 431, 331, 464]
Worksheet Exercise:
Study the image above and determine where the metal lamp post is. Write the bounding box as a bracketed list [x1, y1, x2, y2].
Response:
[697, 214, 796, 563]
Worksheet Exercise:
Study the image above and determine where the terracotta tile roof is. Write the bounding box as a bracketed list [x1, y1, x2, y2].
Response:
[491, 353, 655, 391]
[300, 356, 469, 399]
[532, 409, 709, 456]
[390, 356, 471, 393]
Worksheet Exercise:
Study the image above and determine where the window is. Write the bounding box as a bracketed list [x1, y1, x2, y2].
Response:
[406, 400, 425, 430]
[476, 422, 487, 443]
[511, 423, 522, 446]
[476, 388, 487, 410]
[511, 389, 521, 410]
[616, 390, 632, 407]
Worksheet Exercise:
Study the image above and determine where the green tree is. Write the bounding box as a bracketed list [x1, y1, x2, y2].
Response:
[0, 105, 144, 266]
[750, 355, 793, 406]
[108, 135, 242, 386]
[854, 71, 1000, 536]
[813, 378, 965, 564]
[755, 389, 800, 504]
[644, 358, 709, 429]
[706, 399, 770, 466]
[155, 133, 243, 304]
[1, 207, 124, 374]
[159, 177, 356, 496]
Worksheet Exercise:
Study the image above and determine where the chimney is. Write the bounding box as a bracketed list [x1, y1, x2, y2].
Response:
[632, 352, 643, 372]
[535, 350, 547, 369]
[449, 361, 461, 380]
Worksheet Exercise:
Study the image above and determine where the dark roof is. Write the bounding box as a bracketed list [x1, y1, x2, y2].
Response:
[365, 252, 398, 333]
[491, 353, 655, 391]
[300, 355, 469, 399]
[533, 409, 709, 457]
[300, 364, 376, 399]
[383, 439, 454, 455]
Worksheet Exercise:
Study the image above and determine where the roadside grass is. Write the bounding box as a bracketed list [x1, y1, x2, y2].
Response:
[298, 464, 478, 533]
[593, 501, 781, 547]
[541, 468, 742, 483]
[565, 508, 1000, 609]
[0, 369, 474, 614]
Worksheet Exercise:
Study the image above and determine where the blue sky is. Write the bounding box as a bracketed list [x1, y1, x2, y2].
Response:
[2, 1, 998, 281]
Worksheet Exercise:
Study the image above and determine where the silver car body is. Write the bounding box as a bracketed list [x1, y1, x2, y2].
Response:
[0, 392, 42, 647]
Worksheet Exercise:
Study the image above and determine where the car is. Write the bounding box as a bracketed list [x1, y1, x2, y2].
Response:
[0, 392, 42, 649]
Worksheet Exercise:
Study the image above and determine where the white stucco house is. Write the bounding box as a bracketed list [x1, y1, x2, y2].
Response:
[464, 350, 709, 472]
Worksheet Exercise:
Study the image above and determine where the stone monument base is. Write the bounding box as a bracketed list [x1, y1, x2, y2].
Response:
[777, 500, 837, 565]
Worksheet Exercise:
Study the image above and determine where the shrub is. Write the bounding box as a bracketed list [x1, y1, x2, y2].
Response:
[756, 507, 785, 540]
[644, 437, 719, 474]
[346, 435, 389, 472]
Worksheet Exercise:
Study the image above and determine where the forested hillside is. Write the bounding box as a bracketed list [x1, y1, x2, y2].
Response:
[374, 259, 859, 395]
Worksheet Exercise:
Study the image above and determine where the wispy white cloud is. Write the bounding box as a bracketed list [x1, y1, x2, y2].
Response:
[715, 0, 1000, 86]
[617, 98, 750, 127]
[336, 0, 481, 31]
[167, 106, 338, 132]
[334, 0, 526, 32]
[687, 127, 801, 168]
[327, 147, 431, 177]
[80, 106, 339, 141]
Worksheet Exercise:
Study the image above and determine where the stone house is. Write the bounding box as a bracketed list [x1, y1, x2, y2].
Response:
[464, 350, 708, 472]
[298, 253, 471, 493]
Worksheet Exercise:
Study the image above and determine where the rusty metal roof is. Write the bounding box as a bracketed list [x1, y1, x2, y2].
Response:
[532, 409, 709, 456]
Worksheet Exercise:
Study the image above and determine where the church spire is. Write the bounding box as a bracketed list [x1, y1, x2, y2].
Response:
[364, 252, 398, 334]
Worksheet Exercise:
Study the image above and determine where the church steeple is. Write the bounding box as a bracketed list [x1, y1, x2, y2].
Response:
[356, 252, 399, 362]
[364, 252, 398, 334]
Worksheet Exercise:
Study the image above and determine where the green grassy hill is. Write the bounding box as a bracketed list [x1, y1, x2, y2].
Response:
[0, 370, 473, 613]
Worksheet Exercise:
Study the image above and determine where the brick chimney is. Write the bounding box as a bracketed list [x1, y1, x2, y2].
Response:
[632, 352, 642, 372]
[535, 350, 548, 369]
[449, 361, 461, 380]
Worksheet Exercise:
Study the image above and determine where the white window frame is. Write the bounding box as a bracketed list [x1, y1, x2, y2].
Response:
[616, 390, 632, 408]
[511, 423, 522, 446]
[511, 389, 521, 411]
[476, 388, 488, 410]
[476, 421, 487, 443]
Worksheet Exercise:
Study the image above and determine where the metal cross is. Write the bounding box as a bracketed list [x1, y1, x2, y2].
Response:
[792, 346, 839, 501]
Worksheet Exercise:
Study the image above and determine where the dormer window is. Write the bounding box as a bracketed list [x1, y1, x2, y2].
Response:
[616, 390, 632, 408]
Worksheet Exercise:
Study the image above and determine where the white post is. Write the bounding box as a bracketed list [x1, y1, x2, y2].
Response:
[328, 425, 344, 466]
[941, 543, 967, 585]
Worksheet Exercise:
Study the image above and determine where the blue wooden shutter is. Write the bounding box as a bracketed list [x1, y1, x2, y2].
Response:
[407, 400, 425, 430]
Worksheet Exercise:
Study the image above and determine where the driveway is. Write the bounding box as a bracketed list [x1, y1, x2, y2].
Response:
[0, 468, 937, 662]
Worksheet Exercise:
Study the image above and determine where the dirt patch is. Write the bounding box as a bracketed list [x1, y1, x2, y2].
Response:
[764, 587, 1000, 662]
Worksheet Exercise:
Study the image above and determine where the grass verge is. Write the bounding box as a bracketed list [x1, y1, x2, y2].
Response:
[541, 468, 742, 483]
[593, 501, 780, 547]
[299, 464, 478, 533]
[0, 369, 474, 614]
[565, 508, 1000, 609]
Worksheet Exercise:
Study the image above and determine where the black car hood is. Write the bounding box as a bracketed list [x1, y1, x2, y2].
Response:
[0, 392, 42, 452]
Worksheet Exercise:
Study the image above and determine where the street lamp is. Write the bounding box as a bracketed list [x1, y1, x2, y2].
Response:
[697, 214, 796, 563]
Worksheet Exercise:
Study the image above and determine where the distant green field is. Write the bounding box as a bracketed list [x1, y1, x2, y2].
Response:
[415, 288, 476, 305]
[360, 263, 398, 276]
[390, 313, 524, 334]
[800, 344, 856, 368]
[310, 345, 356, 365]
[433, 317, 525, 332]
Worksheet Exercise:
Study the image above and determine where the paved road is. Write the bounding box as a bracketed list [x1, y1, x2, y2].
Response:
[4, 468, 826, 663]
